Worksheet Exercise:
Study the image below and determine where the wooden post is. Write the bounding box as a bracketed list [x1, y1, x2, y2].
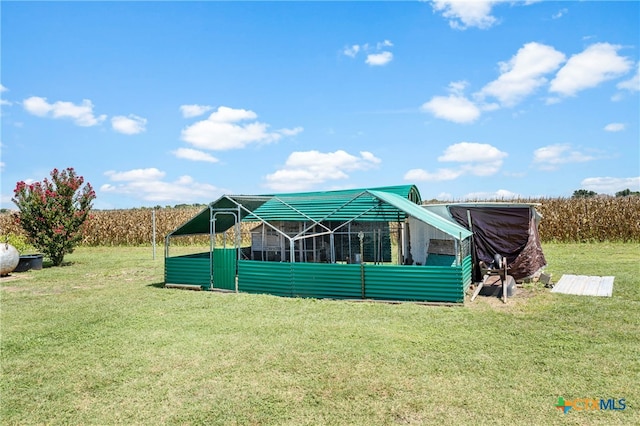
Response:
[359, 231, 365, 299]
[152, 208, 156, 260]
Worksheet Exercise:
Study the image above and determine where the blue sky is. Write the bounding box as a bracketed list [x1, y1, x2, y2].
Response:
[1, 1, 638, 209]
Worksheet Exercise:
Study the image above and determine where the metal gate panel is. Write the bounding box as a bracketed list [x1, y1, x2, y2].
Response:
[213, 248, 237, 290]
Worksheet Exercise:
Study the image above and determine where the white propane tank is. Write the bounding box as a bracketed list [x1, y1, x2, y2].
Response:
[0, 243, 20, 276]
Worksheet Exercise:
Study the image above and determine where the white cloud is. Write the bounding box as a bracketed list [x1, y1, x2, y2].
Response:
[360, 151, 382, 164]
[343, 40, 394, 66]
[404, 168, 463, 182]
[552, 8, 568, 19]
[580, 176, 640, 194]
[0, 193, 14, 210]
[180, 104, 214, 118]
[421, 94, 481, 124]
[343, 44, 361, 58]
[438, 142, 508, 176]
[431, 0, 501, 30]
[264, 150, 381, 191]
[22, 96, 106, 127]
[479, 42, 566, 106]
[101, 168, 224, 203]
[209, 106, 257, 122]
[278, 126, 304, 137]
[181, 106, 301, 151]
[532, 144, 596, 170]
[431, 1, 540, 30]
[448, 80, 469, 95]
[366, 51, 393, 66]
[172, 147, 219, 163]
[23, 97, 51, 116]
[438, 142, 507, 164]
[617, 64, 639, 92]
[105, 168, 165, 182]
[0, 84, 9, 106]
[426, 43, 636, 123]
[111, 114, 147, 135]
[549, 43, 633, 96]
[604, 123, 625, 132]
[405, 142, 507, 182]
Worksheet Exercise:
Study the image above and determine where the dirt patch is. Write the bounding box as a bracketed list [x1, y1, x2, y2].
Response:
[1, 273, 36, 292]
[467, 282, 549, 310]
[0, 273, 33, 283]
[0, 285, 25, 292]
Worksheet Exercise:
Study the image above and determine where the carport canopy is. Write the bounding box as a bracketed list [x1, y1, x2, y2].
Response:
[166, 185, 472, 241]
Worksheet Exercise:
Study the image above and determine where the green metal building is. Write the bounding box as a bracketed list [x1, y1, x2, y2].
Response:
[164, 185, 473, 303]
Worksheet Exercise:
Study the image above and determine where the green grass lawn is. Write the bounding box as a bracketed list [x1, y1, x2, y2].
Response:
[1, 243, 638, 425]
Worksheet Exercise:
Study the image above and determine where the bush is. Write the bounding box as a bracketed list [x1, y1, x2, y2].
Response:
[0, 233, 36, 254]
[12, 168, 96, 266]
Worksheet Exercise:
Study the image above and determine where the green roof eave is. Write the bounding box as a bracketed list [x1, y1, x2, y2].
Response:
[368, 190, 473, 239]
[167, 195, 271, 237]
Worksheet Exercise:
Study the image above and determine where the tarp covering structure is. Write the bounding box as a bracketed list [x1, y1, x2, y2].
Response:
[439, 204, 547, 281]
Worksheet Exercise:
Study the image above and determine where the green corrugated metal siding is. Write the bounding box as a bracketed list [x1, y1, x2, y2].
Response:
[364, 264, 465, 303]
[461, 255, 473, 293]
[234, 259, 468, 303]
[166, 252, 473, 303]
[238, 260, 292, 297]
[292, 263, 362, 299]
[213, 248, 236, 290]
[425, 254, 456, 266]
[165, 253, 210, 289]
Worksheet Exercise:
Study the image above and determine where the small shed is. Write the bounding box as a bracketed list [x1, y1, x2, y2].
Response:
[422, 202, 547, 282]
[165, 185, 474, 303]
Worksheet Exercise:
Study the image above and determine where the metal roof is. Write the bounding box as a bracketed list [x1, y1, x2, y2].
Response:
[167, 185, 470, 240]
[167, 195, 270, 236]
[264, 184, 422, 204]
[369, 191, 472, 239]
[245, 190, 407, 223]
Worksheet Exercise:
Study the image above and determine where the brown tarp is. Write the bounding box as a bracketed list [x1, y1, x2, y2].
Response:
[448, 206, 547, 281]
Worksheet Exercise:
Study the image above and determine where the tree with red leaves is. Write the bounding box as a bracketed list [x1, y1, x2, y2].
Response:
[12, 168, 96, 266]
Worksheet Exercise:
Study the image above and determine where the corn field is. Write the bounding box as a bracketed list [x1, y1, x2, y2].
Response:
[1, 197, 639, 246]
[534, 196, 640, 242]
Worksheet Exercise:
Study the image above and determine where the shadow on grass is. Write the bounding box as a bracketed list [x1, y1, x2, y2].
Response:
[147, 282, 166, 289]
[41, 260, 75, 268]
[147, 282, 209, 292]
